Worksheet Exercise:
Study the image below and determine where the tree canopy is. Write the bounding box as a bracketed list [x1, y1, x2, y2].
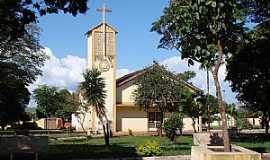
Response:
[33, 85, 79, 121]
[134, 62, 182, 135]
[0, 0, 88, 41]
[0, 62, 30, 130]
[0, 24, 47, 85]
[151, 0, 245, 151]
[177, 71, 196, 82]
[0, 22, 47, 130]
[226, 21, 270, 132]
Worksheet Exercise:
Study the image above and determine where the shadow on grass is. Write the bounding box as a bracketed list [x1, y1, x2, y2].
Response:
[41, 144, 141, 160]
[171, 142, 190, 146]
[245, 147, 268, 153]
[233, 138, 270, 143]
[0, 144, 141, 160]
[161, 146, 191, 155]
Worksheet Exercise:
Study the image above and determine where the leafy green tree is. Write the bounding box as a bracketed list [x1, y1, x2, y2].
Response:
[80, 69, 110, 146]
[56, 89, 80, 121]
[0, 24, 46, 130]
[177, 71, 196, 82]
[33, 85, 59, 118]
[164, 112, 183, 142]
[25, 107, 37, 120]
[204, 94, 219, 129]
[0, 62, 30, 130]
[33, 86, 79, 122]
[0, 24, 47, 84]
[182, 90, 206, 132]
[226, 22, 270, 133]
[134, 62, 182, 136]
[151, 0, 244, 151]
[0, 0, 88, 41]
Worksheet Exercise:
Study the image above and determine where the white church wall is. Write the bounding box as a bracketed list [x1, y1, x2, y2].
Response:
[87, 33, 93, 69]
[117, 80, 137, 103]
[102, 67, 115, 124]
[116, 106, 148, 132]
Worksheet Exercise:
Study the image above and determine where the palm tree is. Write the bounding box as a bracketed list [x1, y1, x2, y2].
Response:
[80, 68, 110, 146]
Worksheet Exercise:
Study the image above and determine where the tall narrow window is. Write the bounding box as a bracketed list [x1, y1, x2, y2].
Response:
[148, 112, 162, 129]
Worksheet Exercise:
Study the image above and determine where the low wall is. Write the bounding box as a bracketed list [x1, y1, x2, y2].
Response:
[0, 135, 48, 154]
[191, 145, 261, 160]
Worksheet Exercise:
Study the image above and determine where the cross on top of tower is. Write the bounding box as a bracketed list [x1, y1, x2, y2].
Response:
[97, 0, 112, 23]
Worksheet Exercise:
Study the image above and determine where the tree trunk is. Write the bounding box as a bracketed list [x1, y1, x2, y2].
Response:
[102, 124, 109, 146]
[207, 69, 211, 132]
[211, 40, 230, 152]
[105, 122, 110, 144]
[158, 112, 164, 137]
[78, 113, 86, 133]
[212, 70, 230, 151]
[199, 116, 202, 132]
[192, 117, 197, 133]
[103, 115, 110, 146]
[266, 121, 269, 134]
[80, 122, 86, 133]
[265, 112, 269, 134]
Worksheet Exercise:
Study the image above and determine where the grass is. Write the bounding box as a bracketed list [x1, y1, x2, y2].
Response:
[4, 133, 270, 159]
[37, 136, 192, 160]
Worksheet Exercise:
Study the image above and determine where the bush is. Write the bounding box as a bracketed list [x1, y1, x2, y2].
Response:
[164, 113, 183, 142]
[136, 141, 162, 156]
[128, 129, 133, 136]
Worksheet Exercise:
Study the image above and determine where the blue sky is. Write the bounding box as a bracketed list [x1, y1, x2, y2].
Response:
[31, 0, 238, 104]
[38, 0, 175, 69]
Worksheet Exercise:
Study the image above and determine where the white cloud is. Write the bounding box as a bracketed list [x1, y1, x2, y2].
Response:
[29, 47, 87, 92]
[116, 68, 131, 78]
[161, 56, 237, 103]
[29, 48, 132, 93]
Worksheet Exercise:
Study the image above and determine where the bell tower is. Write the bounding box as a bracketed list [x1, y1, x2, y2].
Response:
[86, 1, 117, 131]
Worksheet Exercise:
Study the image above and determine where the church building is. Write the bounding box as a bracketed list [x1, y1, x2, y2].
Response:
[71, 4, 199, 133]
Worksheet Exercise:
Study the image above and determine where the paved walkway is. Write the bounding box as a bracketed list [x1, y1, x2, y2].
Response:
[262, 153, 270, 160]
[72, 153, 270, 160]
[73, 155, 191, 160]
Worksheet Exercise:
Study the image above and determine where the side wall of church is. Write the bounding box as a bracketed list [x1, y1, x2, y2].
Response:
[116, 80, 136, 103]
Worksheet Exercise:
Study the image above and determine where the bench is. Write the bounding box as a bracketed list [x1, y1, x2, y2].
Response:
[0, 135, 48, 160]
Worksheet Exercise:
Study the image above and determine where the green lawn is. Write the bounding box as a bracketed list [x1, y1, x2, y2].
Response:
[39, 136, 192, 160]
[3, 134, 270, 160]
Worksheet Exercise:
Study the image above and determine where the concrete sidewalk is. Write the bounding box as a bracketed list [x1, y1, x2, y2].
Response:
[73, 155, 191, 160]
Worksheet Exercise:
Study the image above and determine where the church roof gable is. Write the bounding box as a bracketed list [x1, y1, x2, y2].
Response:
[116, 68, 200, 93]
[85, 23, 118, 35]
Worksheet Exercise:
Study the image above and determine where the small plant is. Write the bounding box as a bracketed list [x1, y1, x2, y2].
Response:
[136, 141, 162, 156]
[164, 112, 183, 142]
[128, 129, 133, 136]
